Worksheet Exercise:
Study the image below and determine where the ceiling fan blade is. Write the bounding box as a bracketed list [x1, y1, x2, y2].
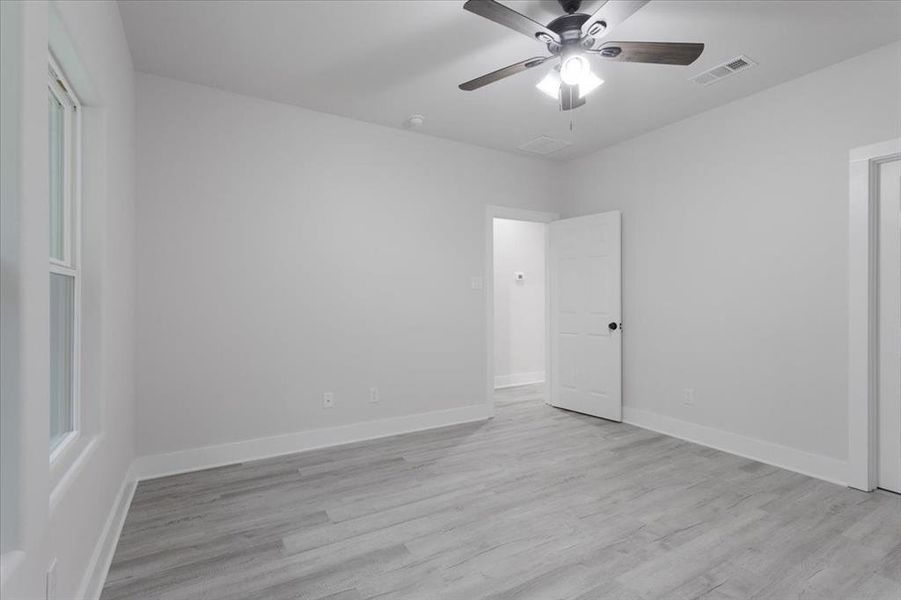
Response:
[587, 41, 705, 65]
[463, 0, 560, 45]
[459, 56, 551, 91]
[559, 83, 586, 111]
[581, 0, 649, 39]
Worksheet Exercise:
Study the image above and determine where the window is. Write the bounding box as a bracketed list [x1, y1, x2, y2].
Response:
[48, 57, 80, 456]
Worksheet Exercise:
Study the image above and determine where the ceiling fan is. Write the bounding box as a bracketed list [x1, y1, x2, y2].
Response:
[459, 0, 704, 110]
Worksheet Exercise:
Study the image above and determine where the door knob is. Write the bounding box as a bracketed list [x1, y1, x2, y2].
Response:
[608, 322, 618, 331]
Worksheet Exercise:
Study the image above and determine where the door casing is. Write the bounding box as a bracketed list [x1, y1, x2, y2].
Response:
[848, 138, 901, 491]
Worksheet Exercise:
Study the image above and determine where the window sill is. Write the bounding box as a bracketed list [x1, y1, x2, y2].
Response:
[50, 429, 79, 464]
[49, 433, 101, 512]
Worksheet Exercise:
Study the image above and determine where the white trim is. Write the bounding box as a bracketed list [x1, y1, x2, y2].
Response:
[132, 404, 492, 481]
[624, 407, 848, 487]
[48, 428, 79, 465]
[485, 206, 558, 415]
[494, 371, 546, 389]
[849, 139, 901, 163]
[75, 465, 137, 600]
[848, 138, 901, 491]
[49, 433, 96, 510]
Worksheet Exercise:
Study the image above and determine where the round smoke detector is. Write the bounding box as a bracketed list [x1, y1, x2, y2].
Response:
[404, 114, 425, 129]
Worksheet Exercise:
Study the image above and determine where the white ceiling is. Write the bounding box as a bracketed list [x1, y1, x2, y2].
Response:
[118, 0, 901, 161]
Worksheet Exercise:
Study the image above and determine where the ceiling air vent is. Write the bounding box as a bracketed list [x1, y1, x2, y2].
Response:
[517, 135, 571, 155]
[690, 55, 757, 86]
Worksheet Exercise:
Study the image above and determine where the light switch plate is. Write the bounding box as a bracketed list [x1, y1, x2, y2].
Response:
[470, 277, 483, 290]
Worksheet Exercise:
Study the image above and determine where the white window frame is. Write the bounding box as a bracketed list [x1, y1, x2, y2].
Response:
[48, 53, 82, 463]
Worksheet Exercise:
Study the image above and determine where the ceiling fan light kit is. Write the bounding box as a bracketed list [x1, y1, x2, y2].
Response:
[536, 68, 603, 101]
[459, 0, 705, 111]
[560, 51, 589, 85]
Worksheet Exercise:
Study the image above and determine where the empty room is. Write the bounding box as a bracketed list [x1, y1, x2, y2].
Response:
[2, 0, 901, 598]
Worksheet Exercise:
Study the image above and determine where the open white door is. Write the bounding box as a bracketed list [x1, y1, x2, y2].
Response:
[548, 211, 622, 421]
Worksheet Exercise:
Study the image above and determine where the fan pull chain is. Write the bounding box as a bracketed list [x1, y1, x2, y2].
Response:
[569, 86, 575, 133]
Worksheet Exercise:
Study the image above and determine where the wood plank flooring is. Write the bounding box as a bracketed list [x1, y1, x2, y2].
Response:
[102, 384, 901, 599]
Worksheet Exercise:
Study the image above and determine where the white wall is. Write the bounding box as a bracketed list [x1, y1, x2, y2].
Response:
[0, 0, 26, 560]
[134, 74, 558, 457]
[560, 42, 901, 478]
[0, 1, 136, 598]
[493, 218, 546, 388]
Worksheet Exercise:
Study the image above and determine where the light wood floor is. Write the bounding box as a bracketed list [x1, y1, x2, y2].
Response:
[102, 384, 901, 599]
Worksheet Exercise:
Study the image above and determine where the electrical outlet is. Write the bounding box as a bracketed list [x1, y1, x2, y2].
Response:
[369, 387, 379, 403]
[46, 559, 58, 600]
[322, 392, 334, 409]
[682, 388, 696, 406]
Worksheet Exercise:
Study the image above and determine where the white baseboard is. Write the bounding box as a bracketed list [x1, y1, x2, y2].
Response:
[76, 464, 137, 600]
[623, 407, 848, 486]
[494, 371, 545, 389]
[132, 403, 492, 481]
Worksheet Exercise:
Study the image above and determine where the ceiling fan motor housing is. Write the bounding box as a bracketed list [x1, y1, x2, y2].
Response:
[548, 13, 589, 38]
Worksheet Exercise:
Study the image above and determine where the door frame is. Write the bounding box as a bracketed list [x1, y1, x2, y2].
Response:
[848, 138, 901, 491]
[485, 206, 559, 415]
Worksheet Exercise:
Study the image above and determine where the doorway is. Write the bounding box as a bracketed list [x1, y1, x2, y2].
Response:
[485, 206, 557, 412]
[484, 206, 623, 421]
[492, 217, 548, 393]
